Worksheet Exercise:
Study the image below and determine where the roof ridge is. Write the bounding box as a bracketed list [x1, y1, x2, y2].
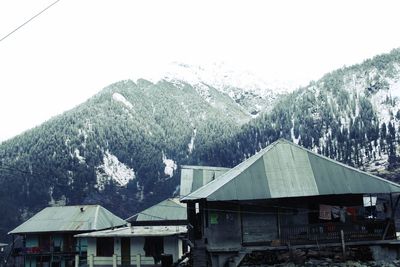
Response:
[182, 138, 400, 202]
[182, 140, 281, 201]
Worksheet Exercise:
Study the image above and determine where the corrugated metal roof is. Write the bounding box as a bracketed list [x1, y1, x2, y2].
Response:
[126, 198, 186, 222]
[180, 165, 230, 197]
[9, 205, 126, 234]
[182, 139, 400, 202]
[75, 225, 187, 238]
[181, 165, 231, 171]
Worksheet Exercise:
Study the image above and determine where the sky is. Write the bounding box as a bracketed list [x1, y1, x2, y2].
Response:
[0, 0, 400, 142]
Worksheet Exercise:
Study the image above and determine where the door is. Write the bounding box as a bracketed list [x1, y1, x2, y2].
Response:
[121, 238, 131, 267]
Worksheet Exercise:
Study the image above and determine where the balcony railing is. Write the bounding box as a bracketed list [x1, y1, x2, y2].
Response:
[12, 245, 86, 256]
[279, 220, 394, 245]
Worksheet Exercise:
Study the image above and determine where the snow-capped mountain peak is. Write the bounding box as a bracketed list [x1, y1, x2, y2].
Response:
[136, 61, 288, 115]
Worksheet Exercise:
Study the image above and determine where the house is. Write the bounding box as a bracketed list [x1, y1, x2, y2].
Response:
[9, 205, 126, 267]
[75, 199, 187, 266]
[73, 165, 231, 267]
[126, 198, 187, 226]
[181, 139, 400, 267]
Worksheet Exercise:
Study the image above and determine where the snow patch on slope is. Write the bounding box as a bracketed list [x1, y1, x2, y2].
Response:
[162, 152, 177, 178]
[112, 92, 133, 109]
[96, 151, 135, 190]
[74, 148, 85, 164]
[188, 128, 197, 154]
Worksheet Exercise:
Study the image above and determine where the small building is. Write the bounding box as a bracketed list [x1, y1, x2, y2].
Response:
[181, 139, 400, 267]
[9, 205, 126, 267]
[126, 198, 187, 226]
[75, 225, 187, 267]
[75, 198, 187, 266]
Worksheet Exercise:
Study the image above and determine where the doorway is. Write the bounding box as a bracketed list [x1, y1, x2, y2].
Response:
[121, 238, 131, 267]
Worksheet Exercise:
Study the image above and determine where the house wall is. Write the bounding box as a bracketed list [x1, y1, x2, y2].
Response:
[85, 236, 168, 266]
[163, 236, 183, 262]
[195, 195, 367, 252]
[130, 237, 153, 265]
[204, 202, 242, 250]
[130, 236, 145, 256]
[25, 235, 38, 247]
[86, 237, 119, 266]
[25, 235, 38, 267]
[52, 234, 63, 250]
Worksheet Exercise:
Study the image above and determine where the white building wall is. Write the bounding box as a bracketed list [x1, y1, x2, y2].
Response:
[163, 236, 181, 262]
[130, 237, 145, 255]
[86, 238, 96, 257]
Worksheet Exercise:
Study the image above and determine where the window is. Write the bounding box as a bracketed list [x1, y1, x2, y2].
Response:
[96, 238, 114, 257]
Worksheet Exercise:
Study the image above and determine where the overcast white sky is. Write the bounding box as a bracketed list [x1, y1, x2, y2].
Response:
[0, 0, 400, 142]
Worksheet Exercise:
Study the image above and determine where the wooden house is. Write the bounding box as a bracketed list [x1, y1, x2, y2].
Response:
[181, 139, 400, 267]
[75, 198, 187, 267]
[9, 205, 126, 267]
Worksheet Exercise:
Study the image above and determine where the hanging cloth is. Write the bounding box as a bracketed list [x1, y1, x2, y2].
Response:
[319, 204, 332, 220]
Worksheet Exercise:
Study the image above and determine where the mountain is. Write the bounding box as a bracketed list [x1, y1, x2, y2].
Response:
[212, 48, 400, 173]
[138, 62, 287, 116]
[0, 75, 276, 240]
[2, 48, 400, 242]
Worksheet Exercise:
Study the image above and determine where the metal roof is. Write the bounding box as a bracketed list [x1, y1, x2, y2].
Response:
[75, 225, 187, 238]
[9, 205, 126, 234]
[181, 165, 231, 171]
[180, 165, 230, 197]
[182, 139, 400, 202]
[126, 198, 186, 222]
[0, 243, 7, 247]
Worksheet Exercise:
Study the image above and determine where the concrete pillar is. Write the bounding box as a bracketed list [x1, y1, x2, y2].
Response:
[136, 254, 141, 267]
[74, 254, 79, 267]
[112, 254, 117, 267]
[89, 254, 94, 267]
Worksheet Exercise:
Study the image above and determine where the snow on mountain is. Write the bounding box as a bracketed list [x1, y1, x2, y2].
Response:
[188, 128, 197, 154]
[161, 62, 291, 94]
[74, 148, 85, 164]
[134, 62, 288, 115]
[162, 152, 177, 178]
[112, 92, 134, 109]
[96, 150, 135, 190]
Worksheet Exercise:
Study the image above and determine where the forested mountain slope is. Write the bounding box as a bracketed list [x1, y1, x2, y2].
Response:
[0, 78, 260, 239]
[207, 48, 400, 174]
[1, 48, 400, 241]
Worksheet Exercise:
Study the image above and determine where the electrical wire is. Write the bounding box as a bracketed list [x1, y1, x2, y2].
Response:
[0, 0, 62, 43]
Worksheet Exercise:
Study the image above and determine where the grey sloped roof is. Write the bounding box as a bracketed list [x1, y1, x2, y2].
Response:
[180, 165, 230, 197]
[182, 139, 400, 202]
[9, 205, 126, 234]
[126, 198, 186, 222]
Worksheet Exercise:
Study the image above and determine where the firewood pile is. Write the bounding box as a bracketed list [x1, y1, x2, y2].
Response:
[239, 246, 386, 266]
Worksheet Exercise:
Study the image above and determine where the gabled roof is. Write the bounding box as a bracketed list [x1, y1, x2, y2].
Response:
[9, 205, 126, 234]
[126, 198, 186, 223]
[182, 139, 400, 202]
[180, 165, 230, 197]
[75, 225, 187, 238]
